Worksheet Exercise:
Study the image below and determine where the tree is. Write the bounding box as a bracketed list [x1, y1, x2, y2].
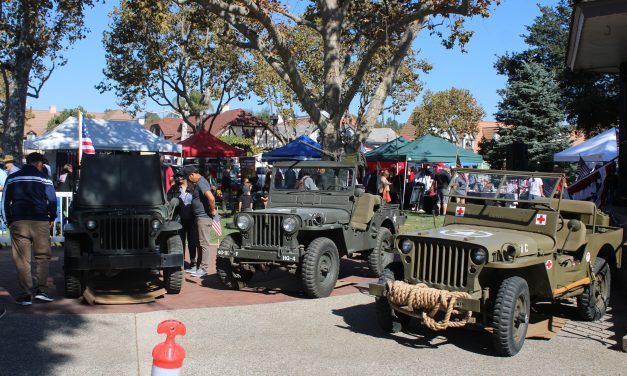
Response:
[182, 0, 500, 155]
[495, 0, 619, 137]
[0, 0, 99, 160]
[144, 111, 161, 125]
[491, 62, 571, 171]
[408, 87, 484, 144]
[46, 106, 93, 131]
[385, 117, 402, 132]
[98, 1, 252, 133]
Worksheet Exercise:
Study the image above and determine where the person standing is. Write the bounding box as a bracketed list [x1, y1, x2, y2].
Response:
[160, 156, 174, 192]
[55, 164, 75, 192]
[434, 167, 451, 215]
[184, 165, 217, 277]
[168, 172, 198, 273]
[0, 162, 7, 192]
[221, 168, 232, 214]
[1, 153, 57, 305]
[3, 155, 20, 175]
[238, 178, 253, 211]
[527, 176, 544, 200]
[379, 170, 392, 203]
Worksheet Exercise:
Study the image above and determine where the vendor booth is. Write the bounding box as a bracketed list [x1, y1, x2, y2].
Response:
[261, 135, 321, 161]
[378, 134, 484, 164]
[24, 116, 181, 153]
[554, 127, 618, 162]
[179, 129, 246, 158]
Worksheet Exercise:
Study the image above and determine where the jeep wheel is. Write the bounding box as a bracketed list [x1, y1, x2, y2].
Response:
[216, 235, 253, 290]
[368, 227, 395, 277]
[577, 257, 611, 321]
[164, 267, 184, 294]
[375, 263, 411, 333]
[302, 237, 340, 298]
[492, 276, 530, 357]
[64, 271, 85, 299]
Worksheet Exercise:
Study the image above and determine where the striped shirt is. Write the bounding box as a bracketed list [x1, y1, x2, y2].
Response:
[1, 165, 57, 225]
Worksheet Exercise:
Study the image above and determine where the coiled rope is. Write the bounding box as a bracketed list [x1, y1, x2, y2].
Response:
[386, 280, 473, 331]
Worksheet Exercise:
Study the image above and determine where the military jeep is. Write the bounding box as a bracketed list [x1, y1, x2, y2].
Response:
[216, 160, 405, 298]
[370, 169, 623, 356]
[63, 154, 184, 298]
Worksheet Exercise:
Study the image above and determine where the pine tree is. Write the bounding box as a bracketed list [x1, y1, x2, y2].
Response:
[493, 61, 571, 171]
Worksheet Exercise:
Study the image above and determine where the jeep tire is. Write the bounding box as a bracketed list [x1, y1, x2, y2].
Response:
[375, 263, 411, 333]
[302, 237, 340, 298]
[368, 227, 395, 277]
[577, 257, 610, 321]
[64, 239, 86, 298]
[164, 235, 184, 294]
[492, 276, 530, 356]
[216, 235, 253, 290]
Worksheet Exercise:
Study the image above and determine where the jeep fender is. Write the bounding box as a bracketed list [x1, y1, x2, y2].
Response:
[160, 221, 182, 232]
[479, 262, 552, 300]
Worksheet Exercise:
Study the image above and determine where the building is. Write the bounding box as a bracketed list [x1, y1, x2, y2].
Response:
[24, 105, 134, 140]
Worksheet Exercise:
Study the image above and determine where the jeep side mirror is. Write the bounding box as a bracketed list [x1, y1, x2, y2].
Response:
[567, 219, 581, 232]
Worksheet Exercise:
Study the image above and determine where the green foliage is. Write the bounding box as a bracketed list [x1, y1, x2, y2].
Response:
[495, 0, 618, 137]
[218, 135, 263, 156]
[385, 118, 402, 132]
[144, 112, 161, 125]
[492, 62, 571, 171]
[46, 106, 93, 131]
[409, 88, 485, 141]
[98, 1, 251, 133]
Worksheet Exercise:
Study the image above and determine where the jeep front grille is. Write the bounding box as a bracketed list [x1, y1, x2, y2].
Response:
[413, 240, 470, 289]
[250, 214, 284, 247]
[98, 217, 150, 251]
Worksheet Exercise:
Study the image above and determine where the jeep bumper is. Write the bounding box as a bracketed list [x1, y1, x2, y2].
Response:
[65, 253, 183, 271]
[217, 247, 301, 263]
[368, 281, 482, 313]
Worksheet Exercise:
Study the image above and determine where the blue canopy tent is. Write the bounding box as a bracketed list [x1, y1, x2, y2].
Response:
[261, 135, 321, 162]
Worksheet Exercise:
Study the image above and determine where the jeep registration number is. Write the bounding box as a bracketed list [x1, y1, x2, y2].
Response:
[281, 255, 297, 262]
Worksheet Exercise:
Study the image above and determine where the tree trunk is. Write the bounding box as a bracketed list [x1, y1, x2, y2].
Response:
[1, 57, 32, 162]
[319, 118, 343, 160]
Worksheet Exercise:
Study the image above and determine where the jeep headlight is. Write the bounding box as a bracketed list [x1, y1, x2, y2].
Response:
[282, 216, 298, 234]
[151, 219, 161, 230]
[236, 214, 252, 231]
[85, 219, 97, 231]
[471, 248, 488, 265]
[400, 239, 413, 254]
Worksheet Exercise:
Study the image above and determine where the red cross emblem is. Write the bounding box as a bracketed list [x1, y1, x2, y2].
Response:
[455, 206, 465, 217]
[535, 214, 547, 225]
[545, 260, 553, 269]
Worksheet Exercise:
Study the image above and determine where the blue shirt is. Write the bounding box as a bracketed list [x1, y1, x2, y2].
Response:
[1, 165, 57, 224]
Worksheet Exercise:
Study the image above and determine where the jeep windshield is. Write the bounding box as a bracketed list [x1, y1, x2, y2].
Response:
[448, 169, 565, 207]
[76, 154, 166, 207]
[272, 166, 355, 192]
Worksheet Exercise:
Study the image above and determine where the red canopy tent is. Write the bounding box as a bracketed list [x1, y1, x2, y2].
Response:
[179, 130, 246, 157]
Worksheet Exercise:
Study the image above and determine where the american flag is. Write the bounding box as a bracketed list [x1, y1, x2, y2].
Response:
[212, 213, 222, 236]
[81, 121, 96, 155]
[575, 156, 591, 181]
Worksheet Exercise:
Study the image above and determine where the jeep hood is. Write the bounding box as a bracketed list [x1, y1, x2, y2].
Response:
[409, 224, 556, 253]
[249, 207, 350, 224]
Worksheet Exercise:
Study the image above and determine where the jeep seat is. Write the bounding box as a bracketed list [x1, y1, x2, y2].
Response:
[551, 199, 596, 225]
[556, 219, 587, 254]
[350, 193, 380, 231]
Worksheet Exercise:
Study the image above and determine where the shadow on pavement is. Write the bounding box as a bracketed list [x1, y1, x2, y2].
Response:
[0, 306, 87, 376]
[331, 302, 496, 356]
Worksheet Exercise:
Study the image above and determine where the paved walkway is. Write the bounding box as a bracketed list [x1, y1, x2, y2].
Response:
[1, 247, 627, 375]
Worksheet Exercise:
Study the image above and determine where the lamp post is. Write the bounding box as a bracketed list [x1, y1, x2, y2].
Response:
[270, 113, 279, 148]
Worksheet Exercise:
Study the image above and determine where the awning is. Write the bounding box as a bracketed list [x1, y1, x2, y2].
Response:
[554, 127, 618, 162]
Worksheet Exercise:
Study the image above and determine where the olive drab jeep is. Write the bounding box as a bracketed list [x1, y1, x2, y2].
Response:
[369, 169, 623, 356]
[63, 154, 184, 298]
[216, 160, 406, 298]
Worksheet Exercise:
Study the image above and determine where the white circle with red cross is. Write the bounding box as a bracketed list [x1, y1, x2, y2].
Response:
[545, 259, 553, 269]
[535, 214, 547, 225]
[440, 229, 493, 238]
[455, 206, 465, 216]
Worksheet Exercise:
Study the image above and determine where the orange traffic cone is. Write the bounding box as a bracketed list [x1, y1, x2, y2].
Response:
[151, 320, 187, 376]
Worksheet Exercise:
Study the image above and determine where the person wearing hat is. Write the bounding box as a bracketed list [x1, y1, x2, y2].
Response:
[3, 155, 20, 175]
[1, 152, 57, 305]
[184, 165, 217, 277]
[167, 169, 198, 273]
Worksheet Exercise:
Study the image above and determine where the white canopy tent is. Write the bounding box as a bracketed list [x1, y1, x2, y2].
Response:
[553, 128, 617, 163]
[24, 116, 181, 153]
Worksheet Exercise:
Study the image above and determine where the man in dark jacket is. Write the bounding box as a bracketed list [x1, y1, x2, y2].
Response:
[1, 152, 57, 305]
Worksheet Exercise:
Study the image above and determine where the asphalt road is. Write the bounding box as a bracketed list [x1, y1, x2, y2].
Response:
[1, 291, 626, 376]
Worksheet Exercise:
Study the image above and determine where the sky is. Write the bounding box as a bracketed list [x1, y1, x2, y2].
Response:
[27, 0, 562, 123]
